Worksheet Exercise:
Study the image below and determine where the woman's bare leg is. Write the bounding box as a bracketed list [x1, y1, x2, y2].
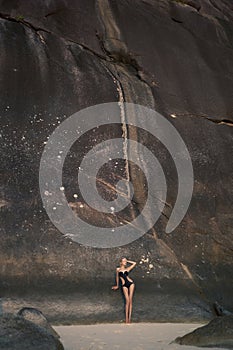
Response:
[128, 283, 135, 323]
[122, 286, 130, 323]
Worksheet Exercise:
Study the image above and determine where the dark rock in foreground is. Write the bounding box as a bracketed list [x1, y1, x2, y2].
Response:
[18, 307, 60, 338]
[0, 314, 64, 350]
[175, 315, 233, 349]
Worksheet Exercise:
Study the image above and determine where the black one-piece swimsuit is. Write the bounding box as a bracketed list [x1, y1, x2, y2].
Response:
[119, 270, 134, 289]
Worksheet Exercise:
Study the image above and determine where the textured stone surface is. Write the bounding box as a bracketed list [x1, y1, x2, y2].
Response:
[18, 307, 60, 338]
[0, 0, 233, 322]
[0, 314, 64, 350]
[175, 315, 233, 348]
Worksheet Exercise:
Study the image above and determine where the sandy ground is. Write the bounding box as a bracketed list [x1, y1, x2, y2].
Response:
[54, 323, 223, 350]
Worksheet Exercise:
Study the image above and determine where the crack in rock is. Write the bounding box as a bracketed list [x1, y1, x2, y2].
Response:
[0, 12, 50, 33]
[171, 112, 233, 126]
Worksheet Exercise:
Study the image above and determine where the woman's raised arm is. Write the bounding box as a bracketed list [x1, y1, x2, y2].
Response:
[126, 260, 136, 272]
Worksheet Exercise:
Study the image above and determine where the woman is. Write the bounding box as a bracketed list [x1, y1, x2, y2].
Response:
[111, 257, 136, 324]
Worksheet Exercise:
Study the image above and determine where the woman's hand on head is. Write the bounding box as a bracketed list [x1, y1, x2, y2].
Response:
[126, 259, 136, 264]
